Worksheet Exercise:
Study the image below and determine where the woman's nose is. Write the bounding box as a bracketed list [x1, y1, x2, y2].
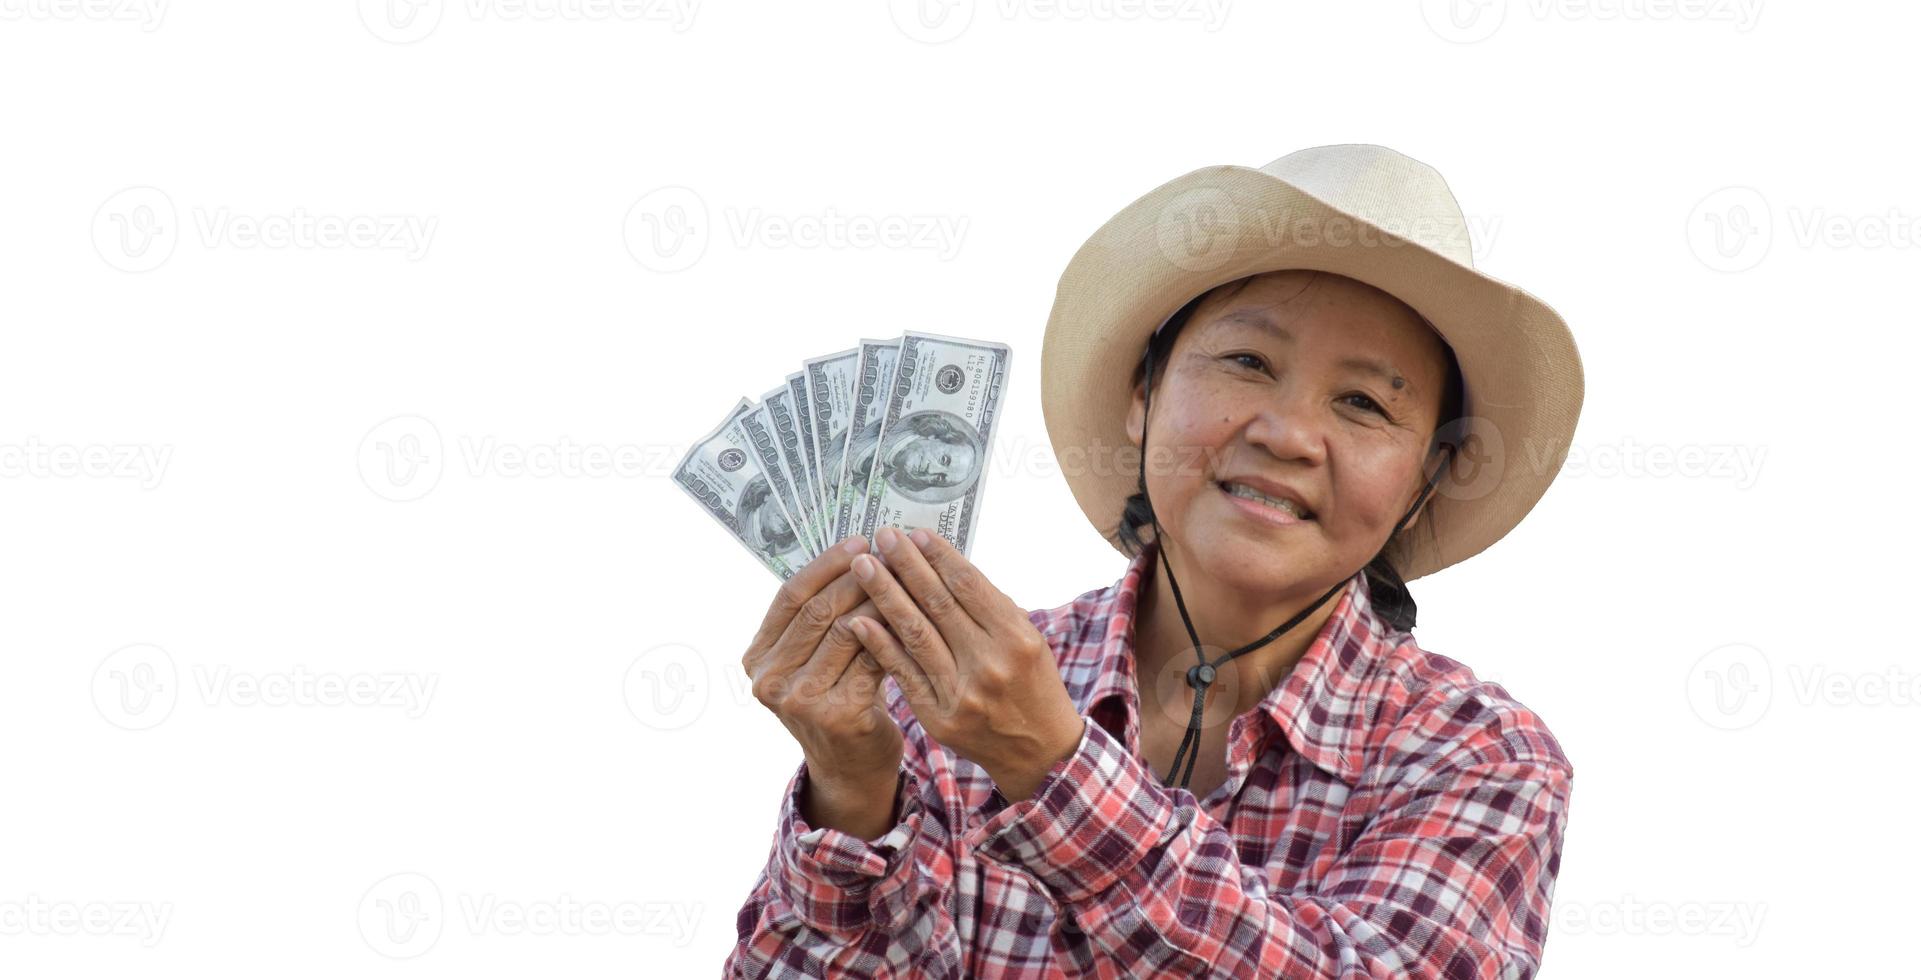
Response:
[1240, 392, 1327, 466]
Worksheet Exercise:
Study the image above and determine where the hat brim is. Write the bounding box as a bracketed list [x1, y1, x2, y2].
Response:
[1040, 164, 1584, 581]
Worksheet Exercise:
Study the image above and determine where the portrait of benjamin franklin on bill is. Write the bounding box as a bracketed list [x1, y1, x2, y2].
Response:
[844, 409, 985, 507]
[737, 474, 799, 559]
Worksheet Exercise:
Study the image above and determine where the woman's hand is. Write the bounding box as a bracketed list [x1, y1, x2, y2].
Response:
[742, 536, 907, 835]
[845, 525, 1086, 801]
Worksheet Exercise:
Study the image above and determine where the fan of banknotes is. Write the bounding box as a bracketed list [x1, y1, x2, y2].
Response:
[673, 331, 1012, 581]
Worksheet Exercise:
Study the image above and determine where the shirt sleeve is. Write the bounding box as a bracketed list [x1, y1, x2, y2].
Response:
[723, 690, 966, 978]
[969, 716, 1572, 978]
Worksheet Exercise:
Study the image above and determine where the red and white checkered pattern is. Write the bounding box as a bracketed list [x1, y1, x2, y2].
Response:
[726, 539, 1572, 977]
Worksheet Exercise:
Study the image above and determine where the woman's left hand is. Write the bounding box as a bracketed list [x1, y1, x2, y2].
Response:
[847, 525, 1087, 801]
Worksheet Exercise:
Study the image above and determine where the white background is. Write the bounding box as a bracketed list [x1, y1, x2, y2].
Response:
[2, 1, 1912, 976]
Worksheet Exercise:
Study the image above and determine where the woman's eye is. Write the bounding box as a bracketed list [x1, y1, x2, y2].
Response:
[1341, 393, 1388, 417]
[1221, 355, 1390, 419]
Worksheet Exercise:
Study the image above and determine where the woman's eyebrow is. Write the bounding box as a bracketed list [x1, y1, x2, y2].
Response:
[1215, 308, 1415, 395]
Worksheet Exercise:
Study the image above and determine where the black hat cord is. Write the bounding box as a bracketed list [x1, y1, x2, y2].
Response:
[1138, 340, 1451, 791]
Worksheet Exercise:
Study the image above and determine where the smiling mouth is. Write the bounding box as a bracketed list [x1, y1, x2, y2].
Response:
[1215, 480, 1315, 521]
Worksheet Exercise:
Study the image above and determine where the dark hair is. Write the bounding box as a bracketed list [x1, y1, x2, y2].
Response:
[1110, 270, 1466, 633]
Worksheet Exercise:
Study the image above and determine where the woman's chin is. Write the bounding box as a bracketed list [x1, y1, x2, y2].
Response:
[1169, 526, 1325, 589]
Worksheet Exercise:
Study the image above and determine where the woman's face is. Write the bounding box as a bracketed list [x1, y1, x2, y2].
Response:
[1124, 270, 1452, 597]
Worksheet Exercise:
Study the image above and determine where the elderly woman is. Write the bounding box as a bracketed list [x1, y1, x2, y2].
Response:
[728, 144, 1584, 978]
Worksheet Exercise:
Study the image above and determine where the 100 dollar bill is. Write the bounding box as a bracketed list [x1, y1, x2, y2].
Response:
[831, 337, 903, 543]
[673, 398, 813, 580]
[855, 331, 1009, 558]
[802, 346, 860, 545]
[751, 384, 828, 556]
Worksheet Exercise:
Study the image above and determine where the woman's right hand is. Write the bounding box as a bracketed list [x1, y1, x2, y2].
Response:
[743, 535, 905, 831]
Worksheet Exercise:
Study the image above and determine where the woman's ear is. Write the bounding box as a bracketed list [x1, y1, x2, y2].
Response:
[1399, 498, 1424, 532]
[1398, 444, 1453, 532]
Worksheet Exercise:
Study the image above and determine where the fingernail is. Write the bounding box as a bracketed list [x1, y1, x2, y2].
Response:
[910, 528, 932, 549]
[877, 526, 897, 550]
[841, 536, 867, 554]
[853, 554, 876, 581]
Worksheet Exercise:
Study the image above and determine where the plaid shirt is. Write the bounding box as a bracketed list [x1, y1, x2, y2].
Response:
[725, 538, 1572, 978]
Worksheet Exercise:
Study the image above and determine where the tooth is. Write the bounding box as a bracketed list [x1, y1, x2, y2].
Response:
[1225, 482, 1307, 518]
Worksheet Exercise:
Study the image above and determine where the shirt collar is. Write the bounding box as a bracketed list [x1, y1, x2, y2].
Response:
[1084, 536, 1384, 786]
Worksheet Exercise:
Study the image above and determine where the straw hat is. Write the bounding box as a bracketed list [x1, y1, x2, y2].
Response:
[1039, 143, 1585, 581]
